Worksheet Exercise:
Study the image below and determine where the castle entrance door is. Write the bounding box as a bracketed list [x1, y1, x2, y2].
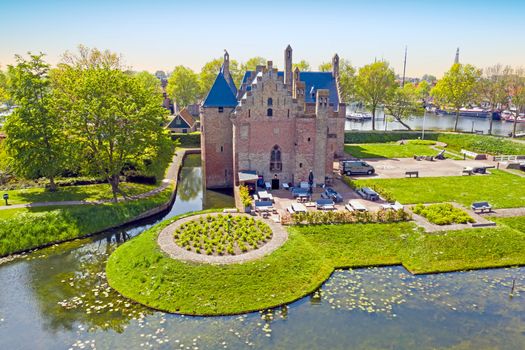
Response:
[271, 178, 280, 190]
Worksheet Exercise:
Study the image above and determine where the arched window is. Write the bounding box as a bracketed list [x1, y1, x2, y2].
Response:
[267, 108, 273, 117]
[267, 98, 273, 106]
[270, 145, 282, 172]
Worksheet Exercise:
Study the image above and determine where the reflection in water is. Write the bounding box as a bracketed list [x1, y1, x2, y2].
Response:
[0, 161, 524, 349]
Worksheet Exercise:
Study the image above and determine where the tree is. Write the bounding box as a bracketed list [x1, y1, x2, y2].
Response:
[133, 71, 162, 95]
[53, 48, 169, 201]
[416, 80, 431, 101]
[318, 62, 331, 72]
[431, 63, 481, 132]
[167, 65, 200, 108]
[477, 64, 512, 135]
[293, 60, 311, 72]
[354, 61, 396, 130]
[508, 68, 525, 138]
[421, 74, 437, 83]
[240, 56, 267, 73]
[384, 83, 424, 130]
[198, 58, 242, 98]
[0, 67, 9, 105]
[4, 53, 68, 191]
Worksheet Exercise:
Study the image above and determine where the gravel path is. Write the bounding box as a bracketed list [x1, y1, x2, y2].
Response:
[157, 213, 288, 265]
[0, 149, 194, 211]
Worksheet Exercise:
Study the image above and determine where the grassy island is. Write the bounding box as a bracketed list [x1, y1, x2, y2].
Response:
[106, 212, 525, 316]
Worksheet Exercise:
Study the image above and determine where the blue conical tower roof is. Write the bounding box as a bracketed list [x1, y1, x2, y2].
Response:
[202, 70, 238, 108]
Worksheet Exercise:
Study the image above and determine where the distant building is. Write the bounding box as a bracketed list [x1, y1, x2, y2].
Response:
[167, 108, 197, 133]
[200, 46, 346, 189]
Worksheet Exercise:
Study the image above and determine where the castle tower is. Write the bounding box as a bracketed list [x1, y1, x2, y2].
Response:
[454, 47, 460, 65]
[314, 89, 330, 184]
[284, 45, 293, 93]
[223, 50, 230, 76]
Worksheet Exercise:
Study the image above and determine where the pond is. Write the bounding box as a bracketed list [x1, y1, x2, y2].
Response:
[0, 154, 524, 349]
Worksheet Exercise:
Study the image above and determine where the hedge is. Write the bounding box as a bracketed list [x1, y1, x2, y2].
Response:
[171, 132, 201, 148]
[344, 131, 440, 144]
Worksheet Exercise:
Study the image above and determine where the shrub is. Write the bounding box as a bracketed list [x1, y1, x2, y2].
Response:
[406, 139, 436, 145]
[239, 185, 252, 208]
[290, 209, 411, 225]
[412, 203, 474, 225]
[344, 131, 440, 144]
[436, 134, 525, 155]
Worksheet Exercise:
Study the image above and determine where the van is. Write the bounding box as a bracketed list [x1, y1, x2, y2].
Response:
[339, 160, 375, 176]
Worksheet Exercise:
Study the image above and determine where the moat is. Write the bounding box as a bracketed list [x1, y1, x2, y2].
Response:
[0, 155, 524, 349]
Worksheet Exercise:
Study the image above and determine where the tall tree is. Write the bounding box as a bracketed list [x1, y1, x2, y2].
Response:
[198, 57, 242, 97]
[421, 74, 437, 83]
[354, 61, 396, 130]
[240, 56, 267, 73]
[293, 60, 311, 72]
[478, 64, 512, 135]
[318, 62, 332, 72]
[4, 53, 68, 191]
[0, 67, 9, 105]
[167, 65, 200, 109]
[508, 68, 525, 138]
[384, 83, 423, 130]
[431, 63, 481, 132]
[53, 48, 169, 200]
[416, 80, 431, 101]
[133, 71, 162, 94]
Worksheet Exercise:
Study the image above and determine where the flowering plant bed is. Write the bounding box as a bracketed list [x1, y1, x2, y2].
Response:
[174, 214, 272, 256]
[412, 203, 474, 225]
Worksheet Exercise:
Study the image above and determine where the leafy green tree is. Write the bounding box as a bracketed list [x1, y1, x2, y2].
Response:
[318, 62, 332, 72]
[384, 83, 424, 130]
[198, 57, 242, 97]
[478, 64, 512, 135]
[241, 56, 267, 73]
[0, 67, 9, 105]
[53, 48, 169, 201]
[416, 80, 431, 101]
[431, 63, 481, 131]
[4, 53, 68, 191]
[167, 65, 200, 108]
[508, 68, 525, 138]
[293, 60, 311, 72]
[133, 71, 162, 94]
[354, 61, 396, 130]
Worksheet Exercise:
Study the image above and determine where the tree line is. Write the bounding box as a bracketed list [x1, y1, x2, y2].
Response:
[0, 46, 171, 198]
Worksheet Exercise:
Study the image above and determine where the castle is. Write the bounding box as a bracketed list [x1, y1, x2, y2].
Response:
[200, 46, 346, 189]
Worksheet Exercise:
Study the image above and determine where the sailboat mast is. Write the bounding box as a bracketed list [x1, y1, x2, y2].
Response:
[401, 46, 407, 87]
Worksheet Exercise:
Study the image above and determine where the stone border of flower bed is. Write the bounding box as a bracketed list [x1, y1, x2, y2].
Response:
[157, 213, 288, 264]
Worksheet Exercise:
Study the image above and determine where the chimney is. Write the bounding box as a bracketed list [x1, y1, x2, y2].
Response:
[284, 45, 293, 93]
[332, 54, 339, 78]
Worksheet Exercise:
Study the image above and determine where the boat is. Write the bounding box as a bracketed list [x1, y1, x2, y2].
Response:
[346, 111, 372, 121]
[436, 107, 491, 118]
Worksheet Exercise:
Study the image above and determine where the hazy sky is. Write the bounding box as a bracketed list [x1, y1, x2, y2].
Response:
[1, 0, 524, 77]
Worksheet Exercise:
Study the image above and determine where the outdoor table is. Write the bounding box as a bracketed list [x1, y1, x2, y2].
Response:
[258, 191, 271, 201]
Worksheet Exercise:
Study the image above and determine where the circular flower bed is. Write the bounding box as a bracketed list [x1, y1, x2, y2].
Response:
[174, 214, 273, 256]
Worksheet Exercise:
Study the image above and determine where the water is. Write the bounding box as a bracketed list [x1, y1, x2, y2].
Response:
[346, 109, 525, 136]
[1, 154, 524, 349]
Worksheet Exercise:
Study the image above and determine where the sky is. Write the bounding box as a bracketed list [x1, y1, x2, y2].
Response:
[1, 0, 524, 78]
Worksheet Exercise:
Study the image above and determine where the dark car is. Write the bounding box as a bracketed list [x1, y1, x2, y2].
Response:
[324, 187, 343, 203]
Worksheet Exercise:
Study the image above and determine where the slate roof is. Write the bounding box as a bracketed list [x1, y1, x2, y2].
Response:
[167, 107, 195, 129]
[300, 72, 339, 105]
[202, 71, 238, 108]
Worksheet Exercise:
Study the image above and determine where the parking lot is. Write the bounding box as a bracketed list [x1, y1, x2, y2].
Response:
[343, 157, 498, 179]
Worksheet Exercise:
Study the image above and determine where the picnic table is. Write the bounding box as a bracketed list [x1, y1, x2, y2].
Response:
[290, 202, 307, 213]
[471, 201, 492, 213]
[357, 187, 379, 201]
[316, 198, 335, 210]
[348, 200, 367, 212]
[257, 191, 273, 202]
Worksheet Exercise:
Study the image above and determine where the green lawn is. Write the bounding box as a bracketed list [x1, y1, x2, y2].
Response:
[106, 211, 525, 316]
[2, 182, 158, 205]
[0, 186, 173, 256]
[344, 143, 440, 159]
[353, 169, 525, 208]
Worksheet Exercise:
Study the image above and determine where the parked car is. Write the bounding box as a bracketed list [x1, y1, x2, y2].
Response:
[339, 160, 375, 176]
[324, 187, 343, 203]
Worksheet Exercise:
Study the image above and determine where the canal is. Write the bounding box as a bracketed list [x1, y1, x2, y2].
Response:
[346, 109, 525, 137]
[0, 154, 524, 349]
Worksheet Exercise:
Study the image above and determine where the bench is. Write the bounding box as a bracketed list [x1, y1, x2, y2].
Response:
[472, 201, 492, 213]
[405, 171, 419, 178]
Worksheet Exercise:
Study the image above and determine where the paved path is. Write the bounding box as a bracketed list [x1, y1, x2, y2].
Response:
[0, 149, 195, 211]
[481, 207, 525, 218]
[157, 213, 288, 265]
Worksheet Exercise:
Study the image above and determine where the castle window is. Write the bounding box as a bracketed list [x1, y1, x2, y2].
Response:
[299, 163, 303, 168]
[307, 137, 311, 142]
[220, 146, 223, 152]
[287, 109, 290, 117]
[248, 109, 251, 117]
[267, 108, 273, 117]
[218, 107, 224, 113]
[270, 145, 282, 172]
[267, 98, 273, 106]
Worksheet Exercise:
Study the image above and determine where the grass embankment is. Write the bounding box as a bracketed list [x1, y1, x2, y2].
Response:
[353, 169, 525, 209]
[0, 186, 172, 257]
[106, 212, 525, 315]
[3, 182, 158, 205]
